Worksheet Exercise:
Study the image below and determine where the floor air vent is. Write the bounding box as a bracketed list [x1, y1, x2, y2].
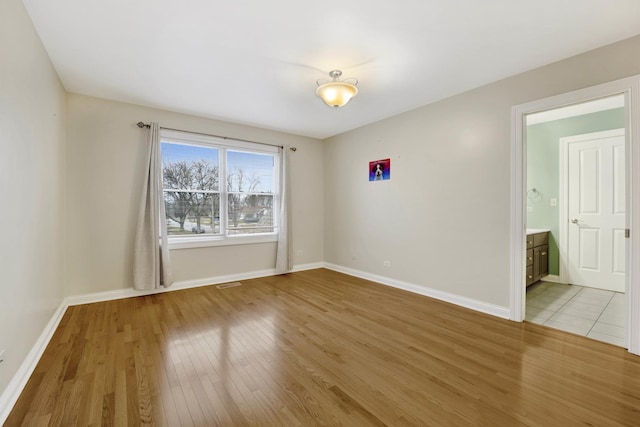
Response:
[216, 282, 242, 289]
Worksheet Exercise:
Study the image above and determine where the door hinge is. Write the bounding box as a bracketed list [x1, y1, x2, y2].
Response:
[625, 229, 630, 238]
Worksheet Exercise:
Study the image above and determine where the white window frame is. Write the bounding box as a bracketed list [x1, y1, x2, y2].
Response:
[160, 129, 280, 250]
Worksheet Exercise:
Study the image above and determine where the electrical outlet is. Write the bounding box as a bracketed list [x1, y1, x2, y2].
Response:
[0, 349, 5, 364]
[296, 250, 303, 256]
[550, 198, 557, 207]
[383, 260, 391, 267]
[527, 206, 533, 212]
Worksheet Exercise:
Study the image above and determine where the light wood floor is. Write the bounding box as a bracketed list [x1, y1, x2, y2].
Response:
[6, 269, 640, 426]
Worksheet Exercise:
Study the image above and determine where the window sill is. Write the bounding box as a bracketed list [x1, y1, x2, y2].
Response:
[167, 234, 278, 250]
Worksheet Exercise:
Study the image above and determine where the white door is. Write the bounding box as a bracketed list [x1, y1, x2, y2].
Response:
[566, 129, 625, 292]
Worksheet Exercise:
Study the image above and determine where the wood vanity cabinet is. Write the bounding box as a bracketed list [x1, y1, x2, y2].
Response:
[526, 231, 549, 287]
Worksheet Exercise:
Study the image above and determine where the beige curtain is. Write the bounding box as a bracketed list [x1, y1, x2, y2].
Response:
[133, 122, 173, 289]
[275, 146, 292, 274]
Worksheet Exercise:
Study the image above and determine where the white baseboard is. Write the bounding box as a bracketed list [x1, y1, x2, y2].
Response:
[0, 263, 320, 423]
[0, 260, 508, 423]
[0, 301, 68, 425]
[65, 263, 324, 307]
[65, 268, 282, 306]
[291, 262, 325, 272]
[324, 263, 511, 319]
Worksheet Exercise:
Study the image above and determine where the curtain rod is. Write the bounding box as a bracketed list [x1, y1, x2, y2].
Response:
[136, 122, 297, 151]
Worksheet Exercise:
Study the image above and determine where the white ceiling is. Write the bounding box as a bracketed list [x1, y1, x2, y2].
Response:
[22, 0, 640, 139]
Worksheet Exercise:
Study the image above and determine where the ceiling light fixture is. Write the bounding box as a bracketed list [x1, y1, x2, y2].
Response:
[316, 70, 358, 108]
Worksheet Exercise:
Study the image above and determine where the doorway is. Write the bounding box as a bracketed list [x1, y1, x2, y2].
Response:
[510, 75, 640, 355]
[525, 98, 626, 345]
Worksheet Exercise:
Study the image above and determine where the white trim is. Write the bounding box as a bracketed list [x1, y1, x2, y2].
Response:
[510, 74, 640, 355]
[0, 260, 532, 423]
[0, 302, 68, 425]
[66, 268, 279, 306]
[510, 101, 527, 321]
[324, 263, 510, 319]
[627, 79, 640, 354]
[559, 129, 625, 287]
[60, 263, 325, 308]
[160, 130, 281, 248]
[527, 94, 624, 125]
[148, 259, 516, 322]
[291, 262, 325, 272]
[559, 135, 569, 285]
[168, 234, 278, 250]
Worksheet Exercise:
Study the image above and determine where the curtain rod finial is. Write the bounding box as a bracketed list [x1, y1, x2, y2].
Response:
[137, 121, 149, 128]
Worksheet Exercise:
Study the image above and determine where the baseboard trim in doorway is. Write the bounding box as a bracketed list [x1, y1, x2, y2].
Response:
[324, 263, 510, 319]
[0, 301, 67, 425]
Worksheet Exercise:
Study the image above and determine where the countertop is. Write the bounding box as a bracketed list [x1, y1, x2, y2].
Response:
[526, 228, 550, 235]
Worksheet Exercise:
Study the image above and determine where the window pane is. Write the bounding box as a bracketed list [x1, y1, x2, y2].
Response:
[227, 194, 274, 234]
[227, 150, 274, 193]
[162, 142, 219, 191]
[160, 133, 280, 243]
[164, 192, 220, 235]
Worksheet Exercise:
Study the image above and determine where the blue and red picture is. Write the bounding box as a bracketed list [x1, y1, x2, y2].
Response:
[369, 158, 390, 181]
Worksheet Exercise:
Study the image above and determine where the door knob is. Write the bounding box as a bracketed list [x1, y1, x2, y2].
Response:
[571, 218, 579, 224]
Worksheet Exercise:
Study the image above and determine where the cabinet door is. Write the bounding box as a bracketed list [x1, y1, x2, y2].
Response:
[526, 265, 534, 287]
[533, 247, 541, 282]
[526, 249, 534, 267]
[526, 235, 534, 249]
[539, 245, 549, 277]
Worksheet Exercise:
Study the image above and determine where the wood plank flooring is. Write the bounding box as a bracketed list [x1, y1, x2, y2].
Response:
[5, 268, 640, 426]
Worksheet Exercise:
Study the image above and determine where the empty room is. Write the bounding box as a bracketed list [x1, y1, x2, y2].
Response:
[2, 0, 640, 425]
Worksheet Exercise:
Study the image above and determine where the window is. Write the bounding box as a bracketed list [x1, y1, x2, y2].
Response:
[160, 130, 279, 248]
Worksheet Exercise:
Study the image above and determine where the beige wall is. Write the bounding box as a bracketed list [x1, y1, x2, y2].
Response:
[0, 0, 66, 396]
[65, 94, 324, 295]
[324, 35, 640, 308]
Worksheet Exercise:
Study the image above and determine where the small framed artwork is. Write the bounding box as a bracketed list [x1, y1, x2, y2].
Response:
[369, 158, 390, 181]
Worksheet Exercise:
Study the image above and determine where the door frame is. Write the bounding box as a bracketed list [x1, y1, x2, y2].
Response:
[510, 75, 640, 355]
[559, 128, 626, 288]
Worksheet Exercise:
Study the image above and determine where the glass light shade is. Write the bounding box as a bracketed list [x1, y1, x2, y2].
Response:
[316, 82, 358, 108]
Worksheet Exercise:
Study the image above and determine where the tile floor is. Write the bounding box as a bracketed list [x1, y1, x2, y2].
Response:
[526, 281, 626, 347]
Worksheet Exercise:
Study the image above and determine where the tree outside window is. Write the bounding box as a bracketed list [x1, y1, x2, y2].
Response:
[161, 138, 277, 239]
